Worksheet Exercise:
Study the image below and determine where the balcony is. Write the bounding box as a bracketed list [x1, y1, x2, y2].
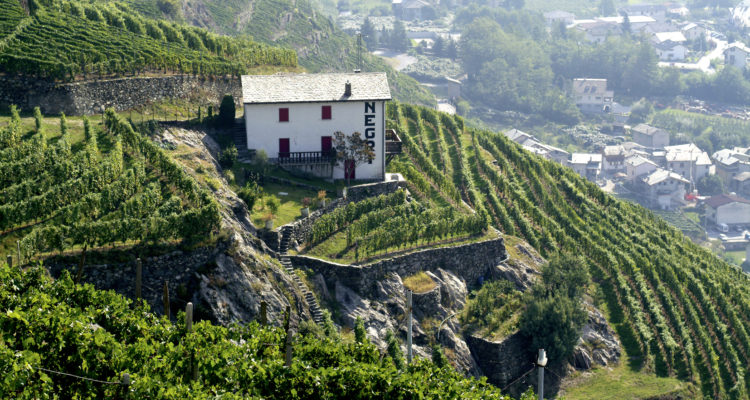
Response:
[277, 151, 334, 165]
[385, 129, 402, 157]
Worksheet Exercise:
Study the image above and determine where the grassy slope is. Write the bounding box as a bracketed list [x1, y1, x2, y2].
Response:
[388, 101, 750, 399]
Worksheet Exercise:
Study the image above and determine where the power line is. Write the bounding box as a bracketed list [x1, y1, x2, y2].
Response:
[501, 364, 536, 392]
[34, 366, 125, 385]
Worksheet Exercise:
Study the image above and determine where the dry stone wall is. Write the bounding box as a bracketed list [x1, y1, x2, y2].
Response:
[290, 233, 507, 293]
[0, 75, 240, 115]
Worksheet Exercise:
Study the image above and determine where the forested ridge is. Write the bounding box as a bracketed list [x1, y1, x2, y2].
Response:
[386, 102, 750, 398]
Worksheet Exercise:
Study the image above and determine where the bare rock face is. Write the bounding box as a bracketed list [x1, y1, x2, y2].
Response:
[574, 303, 621, 369]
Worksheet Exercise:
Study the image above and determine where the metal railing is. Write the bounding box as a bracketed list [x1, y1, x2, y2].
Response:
[277, 151, 334, 165]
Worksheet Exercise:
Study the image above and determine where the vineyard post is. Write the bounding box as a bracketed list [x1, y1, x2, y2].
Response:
[16, 241, 21, 265]
[135, 258, 142, 300]
[407, 289, 413, 364]
[260, 301, 267, 326]
[121, 373, 131, 399]
[163, 280, 170, 319]
[7, 254, 12, 269]
[284, 327, 294, 367]
[537, 349, 547, 400]
[185, 302, 199, 381]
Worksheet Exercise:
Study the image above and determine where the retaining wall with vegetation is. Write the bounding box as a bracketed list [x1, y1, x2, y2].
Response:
[290, 233, 507, 292]
[0, 75, 240, 115]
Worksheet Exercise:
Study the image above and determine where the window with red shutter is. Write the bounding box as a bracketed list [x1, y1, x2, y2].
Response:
[279, 108, 289, 122]
[322, 105, 332, 120]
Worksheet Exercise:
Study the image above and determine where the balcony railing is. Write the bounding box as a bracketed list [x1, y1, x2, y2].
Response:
[277, 151, 334, 165]
[385, 129, 402, 155]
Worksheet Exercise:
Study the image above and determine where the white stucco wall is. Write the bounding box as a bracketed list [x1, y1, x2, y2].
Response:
[715, 202, 750, 225]
[244, 100, 386, 181]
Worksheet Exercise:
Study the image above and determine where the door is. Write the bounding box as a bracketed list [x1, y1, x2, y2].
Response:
[321, 136, 332, 155]
[279, 138, 290, 158]
[345, 159, 355, 180]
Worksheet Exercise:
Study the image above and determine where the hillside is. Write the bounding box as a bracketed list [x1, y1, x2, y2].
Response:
[0, 0, 296, 80]
[123, 0, 436, 105]
[382, 102, 750, 399]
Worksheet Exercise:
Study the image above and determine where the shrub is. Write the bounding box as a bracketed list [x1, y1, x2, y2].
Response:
[265, 196, 280, 215]
[238, 181, 263, 210]
[519, 295, 586, 366]
[219, 145, 238, 168]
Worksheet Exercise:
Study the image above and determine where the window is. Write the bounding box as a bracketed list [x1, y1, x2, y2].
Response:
[322, 105, 332, 120]
[279, 108, 289, 122]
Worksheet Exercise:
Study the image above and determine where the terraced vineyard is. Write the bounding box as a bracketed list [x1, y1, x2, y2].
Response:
[0, 107, 220, 260]
[387, 102, 750, 399]
[305, 189, 490, 262]
[0, 0, 296, 80]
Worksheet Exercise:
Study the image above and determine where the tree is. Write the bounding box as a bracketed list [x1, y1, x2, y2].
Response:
[628, 98, 654, 124]
[391, 20, 410, 52]
[445, 38, 458, 60]
[332, 131, 375, 185]
[432, 35, 445, 57]
[218, 94, 236, 128]
[33, 107, 43, 134]
[697, 174, 724, 196]
[219, 144, 238, 168]
[361, 18, 377, 50]
[519, 295, 586, 366]
[238, 181, 264, 210]
[622, 13, 631, 35]
[599, 0, 616, 16]
[538, 253, 589, 299]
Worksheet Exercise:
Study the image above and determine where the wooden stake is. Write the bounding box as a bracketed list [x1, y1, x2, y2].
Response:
[260, 301, 267, 326]
[135, 258, 142, 300]
[163, 280, 170, 319]
[284, 328, 294, 367]
[16, 241, 21, 265]
[6, 255, 12, 269]
[186, 302, 194, 333]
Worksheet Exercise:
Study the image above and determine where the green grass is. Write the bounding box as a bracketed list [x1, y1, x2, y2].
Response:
[560, 362, 695, 400]
[402, 271, 437, 293]
[250, 183, 321, 227]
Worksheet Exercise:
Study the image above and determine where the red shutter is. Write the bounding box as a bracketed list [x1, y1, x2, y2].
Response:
[322, 105, 332, 120]
[279, 108, 289, 122]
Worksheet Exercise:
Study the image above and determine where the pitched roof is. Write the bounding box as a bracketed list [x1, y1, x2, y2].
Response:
[654, 40, 686, 51]
[632, 123, 668, 137]
[241, 72, 391, 104]
[572, 78, 610, 95]
[626, 154, 658, 168]
[665, 143, 712, 165]
[504, 128, 533, 143]
[734, 171, 750, 182]
[570, 153, 602, 165]
[705, 193, 750, 208]
[643, 169, 689, 186]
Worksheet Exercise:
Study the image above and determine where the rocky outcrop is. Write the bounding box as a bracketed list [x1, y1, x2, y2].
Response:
[0, 75, 240, 116]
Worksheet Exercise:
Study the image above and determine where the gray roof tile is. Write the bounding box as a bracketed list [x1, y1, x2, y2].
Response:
[241, 72, 392, 104]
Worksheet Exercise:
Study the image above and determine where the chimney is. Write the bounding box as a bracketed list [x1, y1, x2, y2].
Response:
[345, 81, 352, 97]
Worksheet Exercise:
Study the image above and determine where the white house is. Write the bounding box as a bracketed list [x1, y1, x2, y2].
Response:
[640, 168, 690, 209]
[724, 42, 750, 69]
[572, 78, 614, 113]
[544, 10, 575, 26]
[681, 23, 705, 41]
[632, 123, 670, 149]
[504, 128, 569, 164]
[242, 72, 392, 181]
[625, 154, 659, 183]
[651, 31, 687, 44]
[569, 153, 602, 181]
[664, 143, 714, 183]
[706, 193, 750, 226]
[601, 145, 626, 175]
[620, 4, 668, 22]
[713, 147, 750, 184]
[654, 40, 688, 61]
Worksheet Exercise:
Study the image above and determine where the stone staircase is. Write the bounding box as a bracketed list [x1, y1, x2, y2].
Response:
[232, 119, 251, 161]
[279, 226, 324, 324]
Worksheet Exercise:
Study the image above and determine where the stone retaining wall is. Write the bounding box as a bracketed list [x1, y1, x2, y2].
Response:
[290, 233, 507, 293]
[0, 75, 240, 115]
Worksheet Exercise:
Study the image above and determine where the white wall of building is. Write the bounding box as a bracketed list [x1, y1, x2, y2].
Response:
[713, 202, 750, 225]
[244, 100, 386, 180]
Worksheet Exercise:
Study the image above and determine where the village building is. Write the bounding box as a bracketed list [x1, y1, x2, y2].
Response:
[639, 168, 690, 209]
[631, 123, 670, 149]
[620, 4, 668, 22]
[724, 42, 750, 69]
[575, 20, 622, 43]
[392, 0, 432, 20]
[705, 193, 750, 226]
[543, 10, 575, 26]
[713, 147, 750, 184]
[651, 31, 687, 44]
[572, 78, 614, 114]
[241, 72, 392, 181]
[569, 153, 602, 181]
[681, 23, 705, 41]
[732, 172, 750, 197]
[601, 145, 626, 175]
[625, 154, 659, 183]
[654, 40, 688, 61]
[664, 143, 713, 183]
[503, 128, 569, 164]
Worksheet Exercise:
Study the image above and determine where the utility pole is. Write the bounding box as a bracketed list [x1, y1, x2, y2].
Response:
[407, 289, 413, 364]
[537, 348, 547, 400]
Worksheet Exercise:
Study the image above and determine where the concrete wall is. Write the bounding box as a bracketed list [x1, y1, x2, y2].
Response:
[0, 75, 241, 116]
[715, 202, 750, 225]
[244, 100, 386, 180]
[290, 233, 507, 293]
